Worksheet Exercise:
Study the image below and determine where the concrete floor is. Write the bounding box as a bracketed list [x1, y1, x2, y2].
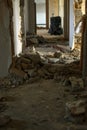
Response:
[0, 79, 87, 130]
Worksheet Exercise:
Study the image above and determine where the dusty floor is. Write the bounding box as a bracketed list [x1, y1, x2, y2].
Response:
[0, 79, 87, 130]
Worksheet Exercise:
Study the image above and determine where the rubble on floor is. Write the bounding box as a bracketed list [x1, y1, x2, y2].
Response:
[26, 34, 48, 47]
[0, 36, 81, 89]
[65, 99, 86, 123]
[63, 77, 84, 92]
[69, 77, 84, 92]
[0, 36, 87, 127]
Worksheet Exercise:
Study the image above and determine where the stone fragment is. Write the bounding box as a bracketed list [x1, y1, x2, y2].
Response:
[21, 57, 31, 64]
[48, 58, 59, 63]
[63, 79, 71, 86]
[28, 53, 41, 65]
[37, 36, 47, 44]
[66, 100, 86, 116]
[54, 51, 62, 58]
[30, 38, 38, 44]
[69, 77, 84, 92]
[28, 69, 37, 78]
[9, 67, 28, 79]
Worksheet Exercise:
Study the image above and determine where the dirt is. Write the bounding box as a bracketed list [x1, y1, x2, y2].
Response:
[0, 78, 86, 130]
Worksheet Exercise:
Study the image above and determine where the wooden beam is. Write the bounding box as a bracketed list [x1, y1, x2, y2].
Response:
[46, 0, 49, 29]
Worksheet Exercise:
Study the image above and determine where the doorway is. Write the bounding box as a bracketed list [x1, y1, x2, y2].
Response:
[35, 0, 47, 29]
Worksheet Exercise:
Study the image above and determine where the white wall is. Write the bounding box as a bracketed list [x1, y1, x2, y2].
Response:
[36, 3, 46, 25]
[69, 0, 74, 49]
[13, 0, 22, 55]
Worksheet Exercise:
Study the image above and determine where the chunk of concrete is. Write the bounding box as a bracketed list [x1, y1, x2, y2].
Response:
[69, 77, 84, 91]
[66, 100, 86, 116]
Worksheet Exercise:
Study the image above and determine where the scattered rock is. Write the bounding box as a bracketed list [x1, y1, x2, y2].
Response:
[69, 77, 84, 92]
[37, 36, 47, 44]
[30, 38, 38, 44]
[54, 51, 62, 58]
[65, 100, 86, 123]
[63, 79, 71, 86]
[28, 53, 41, 65]
[48, 58, 59, 63]
[28, 69, 37, 78]
[66, 100, 86, 116]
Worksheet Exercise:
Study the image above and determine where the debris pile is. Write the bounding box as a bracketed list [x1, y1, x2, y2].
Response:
[0, 37, 81, 88]
[26, 34, 47, 47]
[8, 52, 81, 86]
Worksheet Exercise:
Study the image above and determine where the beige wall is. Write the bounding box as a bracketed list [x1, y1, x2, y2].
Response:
[82, 0, 85, 14]
[49, 0, 58, 18]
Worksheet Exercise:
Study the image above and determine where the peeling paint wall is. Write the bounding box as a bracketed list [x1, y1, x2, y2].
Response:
[0, 0, 12, 77]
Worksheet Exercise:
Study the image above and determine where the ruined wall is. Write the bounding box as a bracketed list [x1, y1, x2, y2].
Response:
[20, 0, 25, 51]
[0, 0, 12, 77]
[12, 0, 25, 55]
[74, 0, 84, 44]
[13, 0, 22, 55]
